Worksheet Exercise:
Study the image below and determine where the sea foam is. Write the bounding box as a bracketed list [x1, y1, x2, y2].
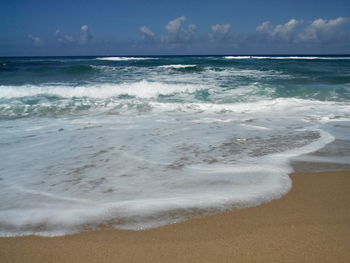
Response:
[0, 81, 208, 99]
[224, 56, 350, 60]
[1, 55, 349, 236]
[159, 64, 197, 69]
[0, 97, 346, 236]
[96, 57, 159, 61]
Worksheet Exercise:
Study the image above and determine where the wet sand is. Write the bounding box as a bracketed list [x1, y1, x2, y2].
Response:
[1, 170, 350, 262]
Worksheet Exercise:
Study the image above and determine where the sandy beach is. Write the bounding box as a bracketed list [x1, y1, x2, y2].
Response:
[0, 170, 349, 262]
[1, 0, 350, 261]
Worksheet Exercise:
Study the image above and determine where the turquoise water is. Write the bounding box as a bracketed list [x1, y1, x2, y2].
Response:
[0, 56, 350, 118]
[0, 55, 349, 236]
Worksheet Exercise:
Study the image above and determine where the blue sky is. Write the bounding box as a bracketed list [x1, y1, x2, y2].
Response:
[1, 0, 350, 56]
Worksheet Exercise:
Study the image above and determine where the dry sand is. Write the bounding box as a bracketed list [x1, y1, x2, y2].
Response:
[1, 170, 350, 262]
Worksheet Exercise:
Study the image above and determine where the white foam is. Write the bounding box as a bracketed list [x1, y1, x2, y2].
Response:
[205, 68, 290, 80]
[96, 57, 158, 61]
[0, 81, 208, 99]
[224, 56, 252, 59]
[0, 164, 293, 236]
[159, 64, 197, 69]
[224, 56, 350, 60]
[150, 98, 349, 115]
[0, 97, 348, 236]
[1, 54, 350, 236]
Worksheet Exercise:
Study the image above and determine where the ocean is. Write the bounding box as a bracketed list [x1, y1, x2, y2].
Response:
[0, 55, 349, 236]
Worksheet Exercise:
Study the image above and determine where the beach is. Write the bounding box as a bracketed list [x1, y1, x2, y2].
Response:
[1, 0, 350, 260]
[1, 170, 349, 262]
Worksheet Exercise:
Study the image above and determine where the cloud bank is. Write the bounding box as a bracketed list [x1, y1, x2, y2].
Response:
[25, 16, 350, 54]
[209, 24, 231, 41]
[136, 16, 349, 53]
[80, 25, 93, 45]
[161, 16, 197, 45]
[54, 25, 93, 45]
[256, 19, 299, 41]
[28, 34, 45, 47]
[139, 26, 155, 40]
[299, 17, 349, 42]
[255, 17, 350, 46]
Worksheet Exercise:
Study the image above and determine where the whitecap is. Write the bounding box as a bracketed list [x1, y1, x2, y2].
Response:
[224, 56, 350, 60]
[96, 57, 158, 61]
[159, 64, 197, 69]
[0, 81, 208, 99]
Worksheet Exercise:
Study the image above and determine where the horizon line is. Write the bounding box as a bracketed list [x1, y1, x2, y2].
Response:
[1, 53, 350, 58]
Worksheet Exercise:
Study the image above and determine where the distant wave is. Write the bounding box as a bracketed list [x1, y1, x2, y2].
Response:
[0, 81, 207, 100]
[224, 56, 350, 60]
[96, 57, 159, 61]
[159, 64, 197, 69]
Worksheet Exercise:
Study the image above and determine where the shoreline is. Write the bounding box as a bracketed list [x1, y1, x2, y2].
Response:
[1, 170, 350, 262]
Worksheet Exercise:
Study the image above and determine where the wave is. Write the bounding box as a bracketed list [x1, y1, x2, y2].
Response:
[1, 97, 345, 235]
[96, 57, 159, 61]
[159, 64, 197, 69]
[224, 56, 254, 59]
[0, 81, 208, 100]
[224, 56, 350, 60]
[149, 98, 350, 116]
[206, 68, 289, 79]
[2, 93, 349, 120]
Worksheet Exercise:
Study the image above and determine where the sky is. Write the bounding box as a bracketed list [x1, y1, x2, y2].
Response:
[1, 0, 350, 56]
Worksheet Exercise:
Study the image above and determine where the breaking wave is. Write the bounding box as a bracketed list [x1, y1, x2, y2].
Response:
[1, 55, 350, 236]
[159, 64, 197, 69]
[224, 56, 350, 60]
[0, 81, 208, 100]
[96, 57, 159, 61]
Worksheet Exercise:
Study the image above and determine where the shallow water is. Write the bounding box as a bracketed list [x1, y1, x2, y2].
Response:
[0, 55, 349, 236]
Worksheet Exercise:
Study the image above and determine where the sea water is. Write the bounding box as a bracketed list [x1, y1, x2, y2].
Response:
[0, 55, 349, 236]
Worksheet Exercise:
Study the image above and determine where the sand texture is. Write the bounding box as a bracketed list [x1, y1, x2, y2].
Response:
[1, 171, 350, 262]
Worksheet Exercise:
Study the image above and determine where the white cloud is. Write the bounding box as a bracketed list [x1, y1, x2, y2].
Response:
[54, 29, 61, 37]
[256, 22, 270, 33]
[162, 16, 196, 44]
[131, 16, 349, 53]
[298, 17, 349, 42]
[256, 19, 299, 41]
[79, 25, 93, 45]
[182, 24, 197, 41]
[210, 24, 231, 40]
[139, 26, 155, 39]
[63, 35, 74, 42]
[53, 25, 93, 45]
[54, 29, 74, 44]
[211, 24, 231, 35]
[28, 34, 45, 47]
[81, 25, 88, 31]
[165, 16, 186, 34]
